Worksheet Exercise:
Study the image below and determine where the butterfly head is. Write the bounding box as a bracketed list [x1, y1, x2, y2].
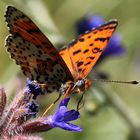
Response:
[71, 79, 92, 94]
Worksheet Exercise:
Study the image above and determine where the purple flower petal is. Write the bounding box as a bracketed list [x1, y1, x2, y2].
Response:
[26, 100, 39, 117]
[59, 97, 70, 107]
[26, 78, 45, 99]
[76, 14, 104, 34]
[54, 122, 82, 132]
[101, 34, 126, 59]
[44, 97, 82, 132]
[63, 110, 80, 121]
[53, 106, 68, 121]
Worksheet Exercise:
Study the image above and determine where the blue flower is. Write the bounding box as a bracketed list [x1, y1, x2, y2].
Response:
[76, 14, 104, 34]
[26, 100, 39, 117]
[43, 97, 82, 132]
[100, 33, 125, 60]
[26, 78, 45, 99]
[76, 14, 125, 60]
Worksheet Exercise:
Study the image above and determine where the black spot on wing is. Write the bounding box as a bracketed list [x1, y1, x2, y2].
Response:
[95, 37, 110, 42]
[92, 48, 102, 53]
[83, 49, 89, 53]
[87, 35, 91, 38]
[77, 61, 84, 67]
[73, 49, 81, 55]
[84, 61, 91, 66]
[89, 43, 94, 47]
[79, 38, 85, 42]
[87, 56, 95, 60]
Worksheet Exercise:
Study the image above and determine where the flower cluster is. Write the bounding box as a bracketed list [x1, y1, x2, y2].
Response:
[26, 78, 45, 99]
[0, 80, 81, 139]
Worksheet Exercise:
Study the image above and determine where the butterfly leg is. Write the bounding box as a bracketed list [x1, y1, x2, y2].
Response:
[42, 94, 62, 117]
[76, 92, 86, 110]
[63, 83, 73, 99]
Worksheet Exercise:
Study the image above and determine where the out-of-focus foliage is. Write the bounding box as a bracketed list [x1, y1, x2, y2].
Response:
[0, 0, 140, 140]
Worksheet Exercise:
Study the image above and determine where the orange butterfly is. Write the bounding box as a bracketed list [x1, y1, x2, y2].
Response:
[5, 6, 117, 97]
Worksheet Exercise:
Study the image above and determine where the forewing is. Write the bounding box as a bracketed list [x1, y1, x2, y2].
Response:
[59, 20, 118, 79]
[5, 6, 73, 84]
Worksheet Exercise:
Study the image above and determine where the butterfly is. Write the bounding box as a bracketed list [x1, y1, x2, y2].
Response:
[5, 6, 118, 97]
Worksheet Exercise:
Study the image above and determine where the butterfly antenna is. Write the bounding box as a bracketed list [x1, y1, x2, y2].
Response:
[92, 79, 139, 85]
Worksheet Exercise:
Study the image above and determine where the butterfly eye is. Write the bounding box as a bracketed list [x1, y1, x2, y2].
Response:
[77, 79, 85, 88]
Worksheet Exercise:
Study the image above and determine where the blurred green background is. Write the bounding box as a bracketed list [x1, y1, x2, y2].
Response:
[0, 0, 140, 140]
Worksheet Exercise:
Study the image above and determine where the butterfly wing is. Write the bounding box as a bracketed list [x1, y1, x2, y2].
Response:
[5, 6, 73, 85]
[59, 20, 118, 79]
